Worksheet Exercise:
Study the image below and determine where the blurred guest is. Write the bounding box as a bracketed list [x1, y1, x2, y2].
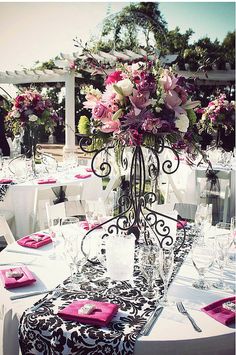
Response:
[0, 95, 10, 156]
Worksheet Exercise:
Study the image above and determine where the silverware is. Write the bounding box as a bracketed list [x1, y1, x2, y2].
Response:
[177, 302, 202, 332]
[6, 249, 42, 256]
[139, 306, 164, 336]
[31, 288, 62, 311]
[10, 289, 51, 300]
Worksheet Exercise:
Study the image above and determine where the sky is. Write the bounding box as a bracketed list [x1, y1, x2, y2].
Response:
[0, 1, 235, 73]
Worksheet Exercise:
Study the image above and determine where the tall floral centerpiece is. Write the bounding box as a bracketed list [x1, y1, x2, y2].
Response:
[7, 90, 60, 157]
[80, 61, 201, 154]
[197, 94, 235, 149]
[79, 61, 203, 252]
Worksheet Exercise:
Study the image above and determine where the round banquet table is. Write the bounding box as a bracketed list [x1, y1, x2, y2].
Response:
[0, 167, 99, 238]
[0, 227, 235, 355]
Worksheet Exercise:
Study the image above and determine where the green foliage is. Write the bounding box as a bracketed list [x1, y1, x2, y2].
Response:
[78, 115, 91, 135]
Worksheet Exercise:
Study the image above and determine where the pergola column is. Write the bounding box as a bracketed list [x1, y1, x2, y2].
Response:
[63, 71, 76, 156]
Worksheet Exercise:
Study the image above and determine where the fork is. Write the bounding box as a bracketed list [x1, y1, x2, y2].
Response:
[31, 288, 62, 311]
[176, 302, 202, 332]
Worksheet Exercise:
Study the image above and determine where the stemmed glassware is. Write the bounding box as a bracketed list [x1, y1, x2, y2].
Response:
[47, 216, 61, 260]
[159, 248, 175, 306]
[213, 227, 231, 290]
[191, 241, 214, 290]
[138, 244, 160, 299]
[60, 217, 86, 290]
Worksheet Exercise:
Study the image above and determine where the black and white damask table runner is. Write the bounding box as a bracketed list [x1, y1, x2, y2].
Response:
[19, 229, 195, 355]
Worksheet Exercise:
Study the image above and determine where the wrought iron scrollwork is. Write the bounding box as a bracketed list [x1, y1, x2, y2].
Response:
[80, 141, 186, 263]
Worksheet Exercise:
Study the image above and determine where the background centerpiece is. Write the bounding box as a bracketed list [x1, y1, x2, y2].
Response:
[79, 60, 203, 255]
[6, 89, 60, 158]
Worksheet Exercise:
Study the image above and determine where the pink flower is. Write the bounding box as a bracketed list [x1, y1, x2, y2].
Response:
[105, 71, 123, 85]
[129, 129, 143, 146]
[129, 90, 152, 115]
[100, 120, 121, 133]
[92, 103, 108, 120]
[165, 90, 182, 110]
[142, 117, 163, 134]
[160, 70, 178, 92]
[83, 94, 100, 109]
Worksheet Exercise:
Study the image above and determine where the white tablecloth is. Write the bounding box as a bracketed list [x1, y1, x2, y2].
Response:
[0, 236, 235, 355]
[0, 169, 99, 238]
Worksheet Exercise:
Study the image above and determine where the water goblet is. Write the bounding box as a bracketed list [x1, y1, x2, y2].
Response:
[159, 248, 174, 306]
[191, 241, 214, 290]
[213, 232, 231, 290]
[47, 216, 61, 260]
[139, 244, 160, 299]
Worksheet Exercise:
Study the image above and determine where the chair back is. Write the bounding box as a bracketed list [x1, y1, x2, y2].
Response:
[0, 215, 15, 245]
[174, 203, 197, 221]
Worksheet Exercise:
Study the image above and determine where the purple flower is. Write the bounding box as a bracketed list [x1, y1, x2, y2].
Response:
[137, 73, 156, 92]
[129, 90, 152, 115]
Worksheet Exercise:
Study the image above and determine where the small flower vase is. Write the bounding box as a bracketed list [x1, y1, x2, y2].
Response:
[21, 125, 38, 159]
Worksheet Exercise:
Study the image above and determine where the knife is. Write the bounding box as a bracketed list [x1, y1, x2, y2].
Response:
[6, 249, 42, 256]
[10, 289, 50, 300]
[139, 306, 164, 336]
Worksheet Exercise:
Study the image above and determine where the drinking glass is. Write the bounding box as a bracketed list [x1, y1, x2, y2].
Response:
[194, 204, 207, 239]
[213, 232, 231, 289]
[191, 241, 214, 290]
[229, 217, 236, 262]
[47, 216, 61, 260]
[61, 217, 84, 289]
[159, 248, 174, 306]
[138, 244, 160, 299]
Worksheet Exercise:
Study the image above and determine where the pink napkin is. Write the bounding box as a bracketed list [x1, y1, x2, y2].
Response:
[177, 220, 187, 229]
[79, 221, 102, 230]
[74, 174, 91, 179]
[85, 168, 93, 173]
[0, 266, 36, 289]
[37, 178, 57, 184]
[17, 233, 52, 249]
[0, 179, 13, 184]
[201, 296, 235, 325]
[58, 299, 119, 326]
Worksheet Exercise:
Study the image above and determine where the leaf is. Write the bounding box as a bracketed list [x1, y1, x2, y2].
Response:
[113, 84, 124, 97]
[112, 109, 123, 121]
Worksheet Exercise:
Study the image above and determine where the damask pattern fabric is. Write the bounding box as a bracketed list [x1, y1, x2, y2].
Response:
[19, 229, 194, 355]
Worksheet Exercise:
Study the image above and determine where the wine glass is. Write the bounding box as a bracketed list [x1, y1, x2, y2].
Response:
[47, 216, 61, 260]
[138, 244, 160, 299]
[213, 231, 231, 290]
[229, 217, 236, 262]
[191, 241, 214, 290]
[158, 248, 175, 306]
[194, 204, 207, 240]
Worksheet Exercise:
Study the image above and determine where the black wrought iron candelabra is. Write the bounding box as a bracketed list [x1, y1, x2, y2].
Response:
[79, 136, 186, 263]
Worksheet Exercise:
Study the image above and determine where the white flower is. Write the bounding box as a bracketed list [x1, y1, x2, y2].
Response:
[115, 78, 133, 96]
[155, 107, 162, 113]
[13, 110, 20, 118]
[175, 114, 189, 133]
[28, 114, 38, 122]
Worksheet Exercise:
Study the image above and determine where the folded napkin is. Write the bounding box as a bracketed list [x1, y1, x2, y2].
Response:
[201, 296, 235, 325]
[37, 178, 57, 184]
[17, 233, 52, 249]
[0, 179, 13, 184]
[58, 299, 119, 326]
[74, 173, 91, 179]
[85, 168, 93, 173]
[79, 221, 102, 230]
[177, 220, 187, 229]
[0, 266, 36, 289]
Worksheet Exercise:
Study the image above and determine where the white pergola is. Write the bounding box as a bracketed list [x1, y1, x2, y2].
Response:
[0, 49, 234, 154]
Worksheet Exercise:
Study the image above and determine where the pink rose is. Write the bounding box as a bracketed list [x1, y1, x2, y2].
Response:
[105, 71, 123, 85]
[92, 103, 108, 119]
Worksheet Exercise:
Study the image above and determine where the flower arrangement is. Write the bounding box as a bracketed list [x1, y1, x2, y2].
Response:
[79, 61, 201, 154]
[197, 94, 235, 136]
[6, 90, 60, 135]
